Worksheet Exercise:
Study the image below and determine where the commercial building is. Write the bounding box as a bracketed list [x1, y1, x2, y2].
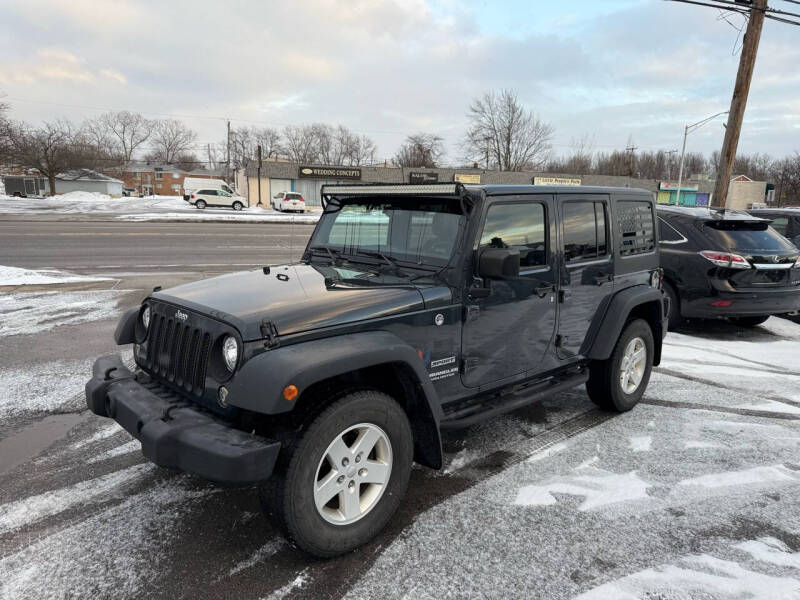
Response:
[244, 161, 719, 208]
[106, 162, 224, 196]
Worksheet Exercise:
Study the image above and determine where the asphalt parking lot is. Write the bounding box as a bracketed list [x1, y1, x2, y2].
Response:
[2, 218, 800, 600]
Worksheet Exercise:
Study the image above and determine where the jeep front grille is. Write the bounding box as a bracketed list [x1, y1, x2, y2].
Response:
[145, 313, 211, 395]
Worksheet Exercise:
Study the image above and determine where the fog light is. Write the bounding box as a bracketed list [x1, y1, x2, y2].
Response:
[283, 385, 299, 402]
[218, 386, 229, 408]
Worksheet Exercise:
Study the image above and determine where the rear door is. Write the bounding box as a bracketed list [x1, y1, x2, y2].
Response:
[460, 195, 557, 388]
[556, 195, 613, 358]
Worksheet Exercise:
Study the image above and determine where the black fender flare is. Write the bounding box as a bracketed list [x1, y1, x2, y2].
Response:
[585, 286, 666, 364]
[114, 308, 138, 345]
[225, 330, 443, 468]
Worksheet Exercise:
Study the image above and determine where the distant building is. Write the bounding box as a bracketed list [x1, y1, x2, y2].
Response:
[105, 162, 224, 196]
[726, 174, 768, 210]
[52, 169, 124, 197]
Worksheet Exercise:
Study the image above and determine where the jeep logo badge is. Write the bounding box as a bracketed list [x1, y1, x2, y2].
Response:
[175, 310, 188, 322]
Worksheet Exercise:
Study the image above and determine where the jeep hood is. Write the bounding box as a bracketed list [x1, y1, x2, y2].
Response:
[151, 264, 427, 341]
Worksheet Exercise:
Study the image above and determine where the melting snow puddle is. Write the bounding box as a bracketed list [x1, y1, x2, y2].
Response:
[0, 289, 123, 336]
[442, 448, 481, 475]
[514, 466, 652, 512]
[71, 422, 123, 449]
[574, 539, 800, 599]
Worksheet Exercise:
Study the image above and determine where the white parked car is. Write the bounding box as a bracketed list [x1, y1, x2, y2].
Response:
[189, 189, 248, 210]
[272, 191, 307, 212]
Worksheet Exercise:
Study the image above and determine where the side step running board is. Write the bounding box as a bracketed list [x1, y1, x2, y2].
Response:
[440, 370, 589, 430]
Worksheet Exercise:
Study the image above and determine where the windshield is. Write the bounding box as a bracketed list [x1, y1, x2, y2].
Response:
[308, 199, 465, 267]
[702, 221, 797, 253]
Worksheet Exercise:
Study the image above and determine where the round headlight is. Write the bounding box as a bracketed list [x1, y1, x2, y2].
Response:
[141, 305, 151, 329]
[222, 336, 239, 372]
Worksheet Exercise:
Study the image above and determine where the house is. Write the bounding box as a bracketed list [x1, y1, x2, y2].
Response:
[725, 174, 768, 210]
[52, 169, 124, 197]
[106, 162, 225, 196]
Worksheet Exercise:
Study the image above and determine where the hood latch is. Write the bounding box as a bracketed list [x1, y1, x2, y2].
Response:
[260, 319, 280, 349]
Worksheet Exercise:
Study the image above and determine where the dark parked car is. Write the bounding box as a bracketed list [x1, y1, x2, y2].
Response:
[86, 183, 668, 557]
[658, 206, 800, 329]
[746, 208, 800, 248]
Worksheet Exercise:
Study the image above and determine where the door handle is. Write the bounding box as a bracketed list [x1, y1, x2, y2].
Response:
[535, 284, 555, 298]
[592, 273, 613, 286]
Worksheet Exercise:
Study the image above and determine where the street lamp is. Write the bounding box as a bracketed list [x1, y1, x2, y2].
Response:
[675, 111, 729, 205]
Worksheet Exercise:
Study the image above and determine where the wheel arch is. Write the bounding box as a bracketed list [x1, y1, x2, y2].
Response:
[225, 331, 443, 469]
[585, 285, 665, 366]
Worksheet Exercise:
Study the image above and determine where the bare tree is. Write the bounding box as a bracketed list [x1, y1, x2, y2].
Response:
[0, 101, 10, 165]
[773, 153, 800, 206]
[6, 119, 91, 195]
[464, 89, 553, 171]
[229, 126, 282, 168]
[394, 133, 444, 168]
[100, 111, 154, 163]
[350, 134, 376, 166]
[146, 119, 197, 164]
[282, 124, 319, 164]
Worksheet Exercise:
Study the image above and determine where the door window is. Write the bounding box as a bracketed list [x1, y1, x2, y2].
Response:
[563, 201, 607, 262]
[479, 202, 547, 267]
[769, 216, 788, 235]
[618, 201, 655, 256]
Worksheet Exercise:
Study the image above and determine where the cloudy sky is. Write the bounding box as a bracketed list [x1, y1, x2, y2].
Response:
[1, 0, 798, 164]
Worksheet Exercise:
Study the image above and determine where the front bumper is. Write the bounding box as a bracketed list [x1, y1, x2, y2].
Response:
[85, 355, 280, 484]
[681, 287, 800, 319]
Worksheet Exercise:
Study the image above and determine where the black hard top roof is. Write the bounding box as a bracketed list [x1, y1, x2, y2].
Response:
[469, 184, 653, 196]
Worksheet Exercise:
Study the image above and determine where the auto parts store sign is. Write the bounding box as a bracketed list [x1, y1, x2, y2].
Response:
[298, 166, 362, 180]
[533, 177, 581, 186]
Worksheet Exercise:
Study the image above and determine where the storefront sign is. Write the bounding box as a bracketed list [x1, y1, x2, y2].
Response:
[659, 181, 698, 191]
[533, 177, 581, 186]
[454, 173, 481, 184]
[298, 166, 362, 180]
[409, 172, 439, 184]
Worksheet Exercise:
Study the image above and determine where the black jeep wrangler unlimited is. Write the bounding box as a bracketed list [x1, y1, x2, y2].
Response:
[86, 183, 668, 557]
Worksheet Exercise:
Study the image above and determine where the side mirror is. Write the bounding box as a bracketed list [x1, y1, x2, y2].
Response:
[478, 247, 520, 278]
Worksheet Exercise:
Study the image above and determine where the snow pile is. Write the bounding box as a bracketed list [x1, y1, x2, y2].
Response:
[0, 290, 122, 336]
[117, 210, 320, 224]
[0, 265, 112, 286]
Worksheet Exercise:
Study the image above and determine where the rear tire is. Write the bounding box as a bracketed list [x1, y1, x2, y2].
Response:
[730, 315, 769, 327]
[586, 318, 654, 412]
[259, 390, 413, 557]
[663, 281, 682, 330]
[232, 201, 243, 211]
[195, 200, 206, 209]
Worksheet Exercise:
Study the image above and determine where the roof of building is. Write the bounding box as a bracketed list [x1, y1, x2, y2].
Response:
[56, 169, 123, 183]
[112, 161, 224, 176]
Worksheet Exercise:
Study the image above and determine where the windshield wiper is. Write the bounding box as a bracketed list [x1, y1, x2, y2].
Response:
[309, 245, 342, 266]
[352, 250, 409, 277]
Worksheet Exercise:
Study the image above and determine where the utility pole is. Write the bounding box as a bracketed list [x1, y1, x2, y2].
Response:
[712, 0, 767, 207]
[257, 144, 262, 206]
[625, 144, 638, 178]
[226, 120, 231, 183]
[665, 149, 678, 181]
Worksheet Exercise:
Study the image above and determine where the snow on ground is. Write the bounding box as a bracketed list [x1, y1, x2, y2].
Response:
[0, 265, 112, 286]
[0, 478, 217, 600]
[0, 349, 132, 418]
[0, 289, 122, 336]
[0, 192, 321, 223]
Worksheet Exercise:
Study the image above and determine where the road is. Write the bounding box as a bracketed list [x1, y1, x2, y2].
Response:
[0, 220, 315, 278]
[2, 217, 800, 599]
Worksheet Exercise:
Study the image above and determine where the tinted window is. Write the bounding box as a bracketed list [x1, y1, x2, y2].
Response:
[769, 216, 788, 235]
[702, 221, 796, 252]
[480, 202, 547, 267]
[199, 190, 217, 196]
[658, 217, 685, 243]
[618, 201, 655, 256]
[563, 201, 607, 262]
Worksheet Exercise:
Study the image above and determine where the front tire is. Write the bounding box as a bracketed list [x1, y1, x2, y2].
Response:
[586, 318, 654, 412]
[232, 201, 243, 211]
[259, 390, 413, 557]
[730, 315, 769, 327]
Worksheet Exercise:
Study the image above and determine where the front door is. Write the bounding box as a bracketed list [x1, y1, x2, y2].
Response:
[461, 196, 558, 388]
[556, 195, 614, 358]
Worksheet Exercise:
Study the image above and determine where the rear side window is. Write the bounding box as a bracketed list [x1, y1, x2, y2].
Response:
[480, 202, 547, 267]
[658, 217, 685, 243]
[702, 221, 795, 252]
[563, 201, 607, 262]
[618, 201, 655, 257]
[201, 190, 217, 196]
[769, 216, 788, 235]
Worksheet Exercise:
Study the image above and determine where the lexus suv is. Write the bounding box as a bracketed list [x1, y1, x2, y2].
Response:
[87, 183, 668, 557]
[658, 206, 800, 328]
